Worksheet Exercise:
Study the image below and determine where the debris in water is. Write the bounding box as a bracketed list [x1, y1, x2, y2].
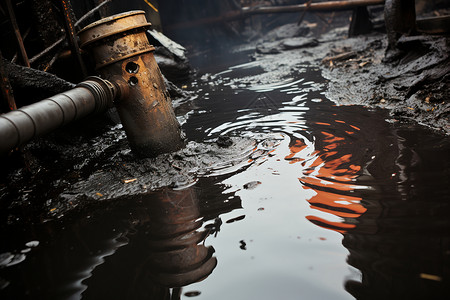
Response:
[25, 241, 39, 248]
[0, 253, 26, 267]
[420, 273, 442, 282]
[226, 215, 246, 224]
[122, 178, 138, 184]
[321, 51, 357, 65]
[216, 135, 233, 148]
[0, 277, 10, 289]
[244, 181, 262, 190]
[184, 291, 201, 297]
[240, 240, 247, 250]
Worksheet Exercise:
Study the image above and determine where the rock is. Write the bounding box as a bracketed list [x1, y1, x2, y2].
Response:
[3, 59, 75, 106]
[154, 51, 191, 83]
[147, 29, 187, 61]
[243, 181, 261, 190]
[264, 23, 310, 41]
[216, 136, 233, 148]
[256, 41, 282, 54]
[282, 37, 319, 50]
[146, 30, 191, 83]
[162, 74, 190, 99]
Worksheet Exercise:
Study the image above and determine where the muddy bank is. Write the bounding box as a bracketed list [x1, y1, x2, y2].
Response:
[0, 124, 280, 222]
[322, 33, 450, 134]
[232, 23, 450, 133]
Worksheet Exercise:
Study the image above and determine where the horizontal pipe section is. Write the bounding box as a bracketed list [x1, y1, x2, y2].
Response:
[167, 0, 385, 31]
[0, 77, 116, 155]
[243, 0, 385, 14]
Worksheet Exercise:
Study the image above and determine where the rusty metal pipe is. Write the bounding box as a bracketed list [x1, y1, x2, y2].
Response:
[6, 0, 30, 67]
[1, 11, 183, 158]
[166, 0, 385, 31]
[0, 77, 119, 155]
[59, 0, 87, 77]
[78, 11, 184, 157]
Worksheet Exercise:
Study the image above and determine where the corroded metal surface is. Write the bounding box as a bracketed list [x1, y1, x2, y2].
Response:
[0, 50, 17, 112]
[78, 10, 153, 69]
[59, 0, 87, 77]
[5, 0, 30, 67]
[79, 10, 184, 157]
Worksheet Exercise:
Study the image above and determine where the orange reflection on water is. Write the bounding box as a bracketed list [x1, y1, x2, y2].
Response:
[287, 123, 367, 233]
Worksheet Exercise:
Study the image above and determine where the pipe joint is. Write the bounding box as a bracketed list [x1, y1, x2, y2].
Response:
[76, 76, 115, 113]
[0, 77, 118, 155]
[110, 76, 130, 104]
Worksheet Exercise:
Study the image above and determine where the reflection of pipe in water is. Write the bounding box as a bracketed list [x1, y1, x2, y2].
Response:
[288, 129, 368, 233]
[342, 127, 450, 299]
[293, 118, 450, 298]
[140, 188, 217, 288]
[77, 187, 218, 299]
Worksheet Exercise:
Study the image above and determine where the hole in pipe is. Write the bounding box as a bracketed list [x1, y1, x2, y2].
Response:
[128, 76, 138, 86]
[125, 62, 140, 74]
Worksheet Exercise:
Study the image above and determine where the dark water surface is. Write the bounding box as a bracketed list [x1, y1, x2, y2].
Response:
[1, 53, 450, 299]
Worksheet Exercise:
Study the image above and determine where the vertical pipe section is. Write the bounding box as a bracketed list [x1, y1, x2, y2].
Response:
[5, 0, 30, 67]
[0, 77, 117, 155]
[78, 11, 184, 157]
[0, 50, 17, 111]
[59, 0, 87, 77]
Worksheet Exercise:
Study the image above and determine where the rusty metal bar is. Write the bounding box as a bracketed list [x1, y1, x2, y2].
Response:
[5, 0, 30, 67]
[0, 77, 121, 155]
[167, 0, 385, 31]
[244, 0, 385, 14]
[60, 0, 87, 77]
[0, 50, 17, 112]
[74, 0, 111, 28]
[29, 36, 65, 64]
[297, 0, 312, 25]
[11, 27, 30, 64]
[28, 0, 111, 65]
[416, 15, 450, 35]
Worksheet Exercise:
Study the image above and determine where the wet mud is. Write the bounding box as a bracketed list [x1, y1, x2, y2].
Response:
[249, 23, 450, 133]
[322, 33, 450, 134]
[0, 124, 280, 221]
[2, 58, 75, 108]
